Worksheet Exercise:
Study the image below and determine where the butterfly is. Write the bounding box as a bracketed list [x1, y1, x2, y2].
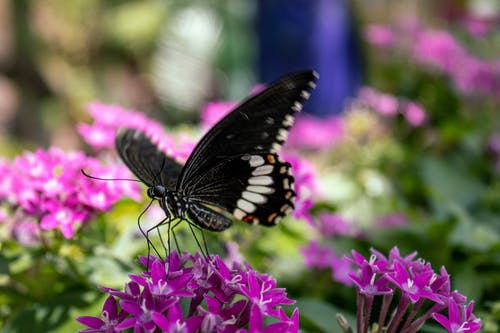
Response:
[115, 70, 318, 233]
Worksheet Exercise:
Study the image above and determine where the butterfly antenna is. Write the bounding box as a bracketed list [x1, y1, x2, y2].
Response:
[81, 169, 142, 182]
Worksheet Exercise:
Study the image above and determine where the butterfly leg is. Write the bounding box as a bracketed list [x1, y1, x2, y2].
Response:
[185, 221, 211, 260]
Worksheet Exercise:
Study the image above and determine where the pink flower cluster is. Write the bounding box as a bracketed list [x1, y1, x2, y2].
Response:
[365, 23, 500, 97]
[301, 241, 354, 286]
[78, 252, 299, 333]
[283, 154, 318, 225]
[286, 114, 344, 150]
[359, 87, 427, 127]
[413, 29, 500, 96]
[78, 103, 194, 161]
[0, 148, 140, 240]
[346, 247, 482, 333]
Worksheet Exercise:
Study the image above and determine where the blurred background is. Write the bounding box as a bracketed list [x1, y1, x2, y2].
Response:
[0, 0, 495, 152]
[1, 1, 500, 332]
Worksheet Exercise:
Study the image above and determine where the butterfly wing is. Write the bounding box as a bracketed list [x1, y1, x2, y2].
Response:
[178, 70, 318, 225]
[115, 128, 183, 189]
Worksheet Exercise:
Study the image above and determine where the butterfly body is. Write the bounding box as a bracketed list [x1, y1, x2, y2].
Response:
[116, 70, 318, 232]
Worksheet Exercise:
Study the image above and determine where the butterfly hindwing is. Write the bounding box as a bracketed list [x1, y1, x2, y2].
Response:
[115, 128, 183, 189]
[177, 70, 318, 196]
[186, 152, 295, 226]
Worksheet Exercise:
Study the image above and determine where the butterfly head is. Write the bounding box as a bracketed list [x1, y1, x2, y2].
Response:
[147, 184, 168, 200]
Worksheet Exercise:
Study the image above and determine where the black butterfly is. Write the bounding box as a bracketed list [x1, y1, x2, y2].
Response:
[115, 70, 318, 233]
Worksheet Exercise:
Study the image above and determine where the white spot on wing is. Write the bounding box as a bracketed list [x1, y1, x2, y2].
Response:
[242, 191, 267, 204]
[252, 165, 273, 176]
[249, 176, 273, 185]
[270, 142, 281, 153]
[277, 129, 288, 141]
[237, 199, 256, 213]
[247, 185, 274, 194]
[301, 90, 311, 99]
[233, 208, 246, 220]
[292, 101, 302, 112]
[249, 155, 265, 167]
[283, 115, 294, 127]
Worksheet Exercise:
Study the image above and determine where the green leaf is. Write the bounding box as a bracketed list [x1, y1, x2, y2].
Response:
[420, 156, 484, 216]
[297, 298, 355, 333]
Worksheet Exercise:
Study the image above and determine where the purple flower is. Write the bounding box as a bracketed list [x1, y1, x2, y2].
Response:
[300, 241, 355, 286]
[402, 102, 427, 127]
[340, 247, 482, 333]
[364, 24, 396, 47]
[286, 114, 344, 150]
[317, 212, 360, 237]
[376, 213, 408, 228]
[433, 298, 482, 333]
[358, 87, 428, 127]
[78, 102, 192, 161]
[77, 296, 128, 333]
[200, 100, 238, 129]
[411, 28, 500, 96]
[0, 148, 141, 240]
[77, 252, 299, 333]
[283, 154, 318, 225]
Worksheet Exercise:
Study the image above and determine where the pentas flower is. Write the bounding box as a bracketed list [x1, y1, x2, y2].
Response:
[200, 100, 238, 129]
[77, 252, 299, 333]
[364, 24, 396, 48]
[300, 241, 354, 286]
[282, 154, 318, 225]
[78, 102, 192, 161]
[358, 87, 427, 127]
[285, 114, 344, 150]
[366, 22, 500, 97]
[340, 247, 481, 333]
[0, 148, 140, 240]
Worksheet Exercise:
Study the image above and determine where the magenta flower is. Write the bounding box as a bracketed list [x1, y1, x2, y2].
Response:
[341, 247, 482, 333]
[77, 252, 299, 333]
[411, 28, 500, 96]
[286, 114, 344, 150]
[364, 24, 396, 47]
[317, 212, 360, 237]
[0, 148, 140, 240]
[358, 87, 428, 127]
[200, 100, 238, 129]
[77, 295, 128, 333]
[403, 102, 427, 127]
[300, 241, 355, 286]
[283, 154, 318, 225]
[433, 298, 482, 333]
[376, 213, 408, 228]
[78, 103, 192, 161]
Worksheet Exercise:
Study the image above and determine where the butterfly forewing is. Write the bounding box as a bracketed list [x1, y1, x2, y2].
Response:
[178, 70, 318, 194]
[115, 128, 183, 189]
[177, 70, 318, 226]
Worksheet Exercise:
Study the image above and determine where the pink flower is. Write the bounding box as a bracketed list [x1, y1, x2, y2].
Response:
[402, 102, 427, 127]
[286, 114, 344, 150]
[78, 102, 188, 161]
[0, 148, 141, 240]
[283, 154, 318, 225]
[364, 24, 395, 47]
[413, 30, 466, 73]
[359, 87, 398, 116]
[200, 100, 238, 129]
[317, 212, 359, 237]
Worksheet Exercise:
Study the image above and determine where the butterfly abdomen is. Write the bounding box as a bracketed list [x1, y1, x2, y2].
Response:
[187, 203, 233, 231]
